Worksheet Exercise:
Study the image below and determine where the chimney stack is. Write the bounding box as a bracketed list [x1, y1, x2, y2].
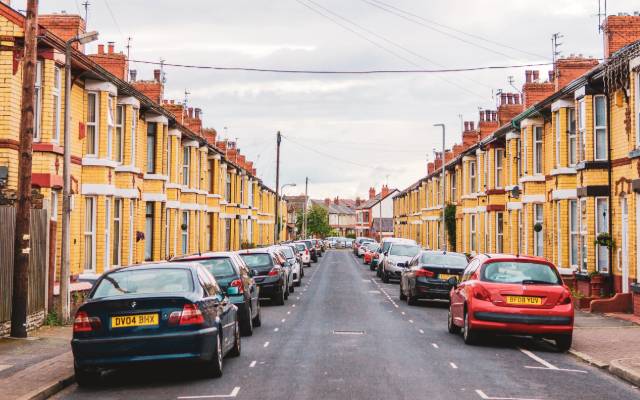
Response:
[603, 14, 640, 58]
[369, 187, 376, 200]
[130, 69, 137, 81]
[97, 44, 105, 54]
[107, 41, 115, 54]
[154, 69, 161, 82]
[381, 185, 390, 197]
[525, 70, 533, 83]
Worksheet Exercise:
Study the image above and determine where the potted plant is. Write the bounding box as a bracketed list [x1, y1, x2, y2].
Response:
[594, 232, 615, 249]
[588, 270, 603, 299]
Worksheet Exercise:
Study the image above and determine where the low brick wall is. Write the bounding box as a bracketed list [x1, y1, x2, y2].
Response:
[0, 310, 45, 337]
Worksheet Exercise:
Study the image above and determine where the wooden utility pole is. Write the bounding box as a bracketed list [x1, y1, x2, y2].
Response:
[274, 131, 281, 244]
[11, 0, 39, 338]
[303, 177, 308, 238]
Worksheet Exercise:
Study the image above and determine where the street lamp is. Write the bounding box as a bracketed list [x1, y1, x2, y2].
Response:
[279, 183, 296, 241]
[60, 30, 99, 322]
[433, 123, 446, 252]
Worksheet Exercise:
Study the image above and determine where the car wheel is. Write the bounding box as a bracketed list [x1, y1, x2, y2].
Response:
[240, 305, 253, 336]
[205, 334, 223, 378]
[369, 263, 375, 271]
[284, 283, 290, 300]
[463, 310, 478, 345]
[376, 267, 381, 278]
[447, 308, 461, 334]
[228, 321, 241, 358]
[252, 304, 262, 327]
[272, 286, 285, 305]
[554, 334, 572, 352]
[289, 284, 295, 293]
[399, 282, 407, 301]
[74, 363, 100, 387]
[382, 270, 389, 283]
[407, 292, 418, 306]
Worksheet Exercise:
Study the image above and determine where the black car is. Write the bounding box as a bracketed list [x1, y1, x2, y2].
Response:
[239, 249, 289, 305]
[399, 251, 469, 305]
[170, 252, 261, 336]
[301, 240, 318, 262]
[71, 263, 240, 386]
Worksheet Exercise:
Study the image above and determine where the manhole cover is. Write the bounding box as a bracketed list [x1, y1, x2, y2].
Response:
[333, 330, 365, 335]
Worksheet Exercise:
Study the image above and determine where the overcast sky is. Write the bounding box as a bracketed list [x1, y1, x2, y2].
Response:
[19, 0, 640, 199]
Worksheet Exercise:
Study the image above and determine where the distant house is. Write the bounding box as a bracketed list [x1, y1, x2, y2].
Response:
[284, 194, 311, 239]
[313, 198, 356, 237]
[355, 185, 398, 240]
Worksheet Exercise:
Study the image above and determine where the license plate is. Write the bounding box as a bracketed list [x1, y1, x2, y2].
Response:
[111, 313, 158, 328]
[439, 274, 457, 281]
[505, 296, 543, 305]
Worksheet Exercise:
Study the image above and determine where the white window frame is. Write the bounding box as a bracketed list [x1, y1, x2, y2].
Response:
[128, 200, 135, 265]
[86, 92, 99, 156]
[131, 108, 138, 167]
[182, 147, 190, 186]
[534, 203, 543, 256]
[50, 191, 58, 222]
[533, 126, 543, 175]
[517, 209, 523, 254]
[84, 196, 97, 272]
[578, 98, 586, 162]
[112, 198, 122, 268]
[106, 96, 115, 159]
[593, 95, 608, 161]
[469, 161, 476, 194]
[522, 128, 528, 175]
[483, 153, 489, 189]
[470, 214, 476, 253]
[115, 104, 124, 163]
[568, 108, 577, 167]
[146, 123, 157, 174]
[595, 197, 609, 273]
[104, 197, 112, 271]
[496, 212, 504, 253]
[495, 149, 504, 189]
[554, 111, 561, 168]
[636, 72, 640, 148]
[484, 212, 489, 251]
[556, 202, 562, 268]
[52, 66, 61, 143]
[34, 60, 42, 141]
[181, 211, 189, 254]
[226, 172, 232, 202]
[569, 199, 579, 269]
[144, 202, 154, 261]
[165, 208, 170, 259]
[579, 198, 588, 273]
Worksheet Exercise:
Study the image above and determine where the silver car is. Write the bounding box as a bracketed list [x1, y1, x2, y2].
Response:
[381, 243, 421, 283]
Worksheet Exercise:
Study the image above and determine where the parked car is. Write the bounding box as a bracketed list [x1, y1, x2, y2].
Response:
[344, 239, 354, 248]
[312, 239, 324, 256]
[274, 245, 303, 287]
[376, 237, 417, 278]
[370, 245, 383, 271]
[294, 241, 312, 267]
[363, 242, 380, 265]
[399, 250, 468, 305]
[170, 252, 261, 336]
[271, 247, 295, 294]
[380, 242, 421, 283]
[301, 239, 318, 262]
[353, 237, 375, 256]
[357, 239, 375, 257]
[448, 254, 574, 352]
[71, 262, 240, 386]
[239, 249, 289, 305]
[335, 239, 346, 249]
[283, 243, 305, 279]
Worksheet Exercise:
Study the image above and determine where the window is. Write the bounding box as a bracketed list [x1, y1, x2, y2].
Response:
[225, 219, 232, 250]
[451, 171, 457, 200]
[34, 61, 42, 141]
[483, 153, 488, 189]
[248, 180, 254, 206]
[484, 213, 489, 251]
[226, 172, 232, 202]
[496, 212, 504, 253]
[115, 105, 124, 163]
[182, 146, 190, 186]
[533, 126, 543, 174]
[636, 72, 640, 147]
[556, 202, 562, 267]
[594, 95, 608, 161]
[522, 128, 527, 174]
[86, 92, 99, 156]
[181, 211, 189, 254]
[52, 66, 61, 143]
[50, 191, 58, 221]
[578, 98, 586, 162]
[131, 108, 138, 167]
[106, 96, 115, 159]
[105, 197, 112, 270]
[128, 200, 135, 265]
[208, 160, 214, 193]
[517, 209, 523, 254]
[495, 149, 504, 188]
[247, 218, 253, 245]
[470, 214, 476, 253]
[240, 178, 244, 205]
[534, 204, 543, 256]
[113, 198, 122, 268]
[569, 200, 579, 269]
[595, 197, 609, 273]
[469, 161, 476, 193]
[165, 208, 170, 259]
[554, 111, 560, 168]
[84, 197, 96, 271]
[568, 108, 577, 166]
[144, 202, 154, 261]
[516, 139, 522, 178]
[146, 123, 157, 173]
[579, 198, 588, 273]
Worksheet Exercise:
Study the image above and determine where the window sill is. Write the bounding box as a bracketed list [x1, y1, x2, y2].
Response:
[629, 149, 640, 159]
[82, 157, 119, 168]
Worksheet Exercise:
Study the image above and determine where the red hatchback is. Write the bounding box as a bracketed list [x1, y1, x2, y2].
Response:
[448, 254, 573, 351]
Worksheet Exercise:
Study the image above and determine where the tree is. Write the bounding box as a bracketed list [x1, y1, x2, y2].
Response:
[296, 204, 332, 238]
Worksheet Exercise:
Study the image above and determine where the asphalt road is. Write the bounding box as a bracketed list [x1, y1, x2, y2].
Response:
[53, 250, 639, 400]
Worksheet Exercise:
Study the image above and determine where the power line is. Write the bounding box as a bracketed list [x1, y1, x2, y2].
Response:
[102, 0, 126, 44]
[363, 0, 549, 60]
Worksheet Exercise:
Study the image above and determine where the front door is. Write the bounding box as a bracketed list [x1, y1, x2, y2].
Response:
[621, 196, 629, 293]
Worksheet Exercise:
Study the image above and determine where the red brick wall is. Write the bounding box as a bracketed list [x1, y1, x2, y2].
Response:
[39, 14, 86, 51]
[88, 43, 128, 81]
[554, 57, 599, 90]
[634, 292, 640, 316]
[603, 15, 640, 58]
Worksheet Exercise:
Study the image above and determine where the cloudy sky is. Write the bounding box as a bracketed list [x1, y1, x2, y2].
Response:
[18, 0, 640, 199]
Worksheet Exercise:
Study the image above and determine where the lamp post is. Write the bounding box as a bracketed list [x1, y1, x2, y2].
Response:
[60, 31, 98, 322]
[433, 123, 446, 252]
[279, 183, 296, 241]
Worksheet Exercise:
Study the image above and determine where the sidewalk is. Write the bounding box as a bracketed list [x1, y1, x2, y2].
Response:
[0, 326, 74, 400]
[571, 311, 640, 386]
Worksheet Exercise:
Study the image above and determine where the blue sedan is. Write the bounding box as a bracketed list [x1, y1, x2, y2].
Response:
[71, 262, 240, 386]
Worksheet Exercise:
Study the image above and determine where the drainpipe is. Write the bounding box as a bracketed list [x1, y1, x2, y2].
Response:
[606, 91, 613, 294]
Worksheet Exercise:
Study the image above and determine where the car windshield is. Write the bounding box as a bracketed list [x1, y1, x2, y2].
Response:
[295, 243, 306, 251]
[389, 244, 420, 257]
[239, 254, 273, 269]
[279, 247, 295, 258]
[481, 261, 561, 285]
[93, 268, 193, 298]
[420, 253, 468, 267]
[198, 258, 236, 278]
[382, 242, 393, 252]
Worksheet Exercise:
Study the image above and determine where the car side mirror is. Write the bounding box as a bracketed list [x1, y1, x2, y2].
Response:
[249, 269, 256, 277]
[384, 251, 388, 256]
[447, 277, 458, 288]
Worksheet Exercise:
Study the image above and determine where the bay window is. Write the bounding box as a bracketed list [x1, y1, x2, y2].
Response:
[594, 95, 607, 161]
[86, 92, 99, 156]
[470, 214, 476, 253]
[182, 147, 190, 186]
[146, 123, 157, 173]
[469, 161, 476, 193]
[144, 202, 154, 261]
[568, 108, 577, 166]
[115, 105, 124, 163]
[84, 197, 96, 271]
[554, 111, 560, 168]
[52, 66, 61, 143]
[495, 149, 504, 188]
[595, 197, 609, 273]
[131, 108, 138, 167]
[534, 204, 543, 256]
[578, 98, 586, 162]
[34, 61, 42, 141]
[533, 126, 543, 174]
[496, 212, 504, 253]
[113, 199, 122, 267]
[107, 96, 115, 159]
[569, 200, 579, 269]
[181, 211, 189, 254]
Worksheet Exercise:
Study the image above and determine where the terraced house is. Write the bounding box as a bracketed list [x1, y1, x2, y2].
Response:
[0, 6, 285, 282]
[394, 13, 640, 315]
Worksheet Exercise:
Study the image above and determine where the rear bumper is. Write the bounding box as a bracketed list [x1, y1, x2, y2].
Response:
[72, 327, 218, 368]
[470, 303, 573, 335]
[414, 281, 451, 299]
[256, 281, 282, 297]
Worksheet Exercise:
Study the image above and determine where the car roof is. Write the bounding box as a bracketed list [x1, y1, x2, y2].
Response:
[474, 253, 553, 265]
[420, 250, 467, 257]
[238, 248, 273, 255]
[103, 261, 200, 274]
[382, 237, 416, 244]
[170, 251, 235, 261]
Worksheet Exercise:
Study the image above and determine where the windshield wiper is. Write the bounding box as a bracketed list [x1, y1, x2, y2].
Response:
[521, 280, 555, 285]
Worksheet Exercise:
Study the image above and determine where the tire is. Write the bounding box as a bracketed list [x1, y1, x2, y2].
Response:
[295, 278, 301, 287]
[272, 286, 285, 305]
[204, 334, 223, 378]
[382, 270, 389, 283]
[376, 267, 381, 278]
[447, 308, 461, 334]
[407, 292, 418, 306]
[228, 321, 241, 358]
[399, 283, 407, 301]
[239, 305, 253, 336]
[252, 304, 262, 327]
[74, 363, 100, 387]
[284, 283, 289, 300]
[370, 263, 376, 271]
[463, 309, 478, 345]
[289, 284, 295, 293]
[554, 334, 572, 352]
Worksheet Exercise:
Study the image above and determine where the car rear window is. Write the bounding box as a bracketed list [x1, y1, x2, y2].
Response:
[240, 254, 273, 269]
[198, 258, 236, 278]
[295, 243, 306, 251]
[279, 247, 295, 258]
[481, 262, 561, 285]
[92, 268, 193, 299]
[389, 244, 420, 257]
[420, 253, 468, 267]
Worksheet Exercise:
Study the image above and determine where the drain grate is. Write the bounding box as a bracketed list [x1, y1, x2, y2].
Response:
[333, 330, 366, 335]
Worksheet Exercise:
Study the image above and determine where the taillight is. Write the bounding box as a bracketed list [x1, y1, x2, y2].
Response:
[169, 303, 205, 326]
[73, 311, 101, 333]
[473, 285, 491, 301]
[373, 254, 379, 259]
[305, 249, 309, 255]
[415, 269, 435, 278]
[557, 290, 572, 305]
[230, 279, 244, 294]
[268, 267, 280, 276]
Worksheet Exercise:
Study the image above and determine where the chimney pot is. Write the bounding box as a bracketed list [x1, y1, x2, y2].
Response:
[500, 93, 507, 105]
[98, 44, 104, 54]
[153, 69, 161, 82]
[525, 70, 532, 83]
[470, 121, 475, 130]
[479, 111, 485, 122]
[129, 69, 137, 81]
[107, 42, 114, 54]
[533, 70, 540, 81]
[464, 121, 469, 131]
[195, 108, 201, 119]
[549, 70, 554, 82]
[514, 93, 520, 104]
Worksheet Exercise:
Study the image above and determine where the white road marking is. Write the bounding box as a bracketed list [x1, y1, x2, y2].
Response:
[450, 362, 458, 369]
[518, 348, 557, 370]
[474, 389, 544, 400]
[281, 318, 286, 323]
[287, 311, 291, 315]
[432, 343, 439, 349]
[274, 328, 279, 332]
[263, 341, 270, 348]
[409, 319, 414, 324]
[177, 386, 240, 399]
[401, 312, 406, 315]
[368, 290, 381, 293]
[524, 366, 587, 373]
[292, 304, 296, 308]
[249, 361, 256, 368]
[419, 329, 425, 334]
